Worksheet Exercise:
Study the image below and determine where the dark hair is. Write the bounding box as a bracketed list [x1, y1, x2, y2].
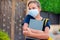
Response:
[28, 0, 41, 8]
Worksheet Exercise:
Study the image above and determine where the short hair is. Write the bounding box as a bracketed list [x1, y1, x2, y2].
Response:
[28, 0, 41, 8]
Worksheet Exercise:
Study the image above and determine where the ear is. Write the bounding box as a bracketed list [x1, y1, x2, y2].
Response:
[40, 8, 41, 11]
[38, 7, 41, 12]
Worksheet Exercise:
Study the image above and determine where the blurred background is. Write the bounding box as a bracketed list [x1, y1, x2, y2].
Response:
[0, 0, 60, 40]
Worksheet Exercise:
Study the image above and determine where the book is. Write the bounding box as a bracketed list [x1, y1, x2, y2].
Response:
[29, 19, 44, 30]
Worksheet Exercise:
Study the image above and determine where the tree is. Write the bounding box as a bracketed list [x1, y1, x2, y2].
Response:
[39, 0, 60, 14]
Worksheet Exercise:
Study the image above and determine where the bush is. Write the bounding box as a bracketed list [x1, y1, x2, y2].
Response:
[0, 30, 10, 40]
[39, 0, 60, 14]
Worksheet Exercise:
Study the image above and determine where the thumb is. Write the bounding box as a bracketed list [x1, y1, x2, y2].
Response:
[27, 28, 31, 32]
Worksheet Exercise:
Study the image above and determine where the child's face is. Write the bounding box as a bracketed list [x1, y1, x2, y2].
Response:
[28, 3, 41, 12]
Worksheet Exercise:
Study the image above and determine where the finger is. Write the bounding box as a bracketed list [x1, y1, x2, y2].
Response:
[27, 28, 31, 32]
[23, 31, 28, 34]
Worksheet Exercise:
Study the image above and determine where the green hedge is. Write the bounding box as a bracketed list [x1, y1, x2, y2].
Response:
[39, 0, 60, 14]
[0, 30, 10, 40]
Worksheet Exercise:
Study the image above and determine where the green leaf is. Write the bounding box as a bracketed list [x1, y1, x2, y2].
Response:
[39, 0, 60, 14]
[0, 30, 10, 40]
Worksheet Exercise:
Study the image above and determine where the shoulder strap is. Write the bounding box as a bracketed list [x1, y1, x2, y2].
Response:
[43, 18, 49, 26]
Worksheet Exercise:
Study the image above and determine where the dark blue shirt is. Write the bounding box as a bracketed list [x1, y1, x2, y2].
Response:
[23, 15, 50, 31]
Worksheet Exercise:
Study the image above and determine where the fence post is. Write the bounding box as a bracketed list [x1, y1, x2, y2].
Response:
[11, 0, 16, 40]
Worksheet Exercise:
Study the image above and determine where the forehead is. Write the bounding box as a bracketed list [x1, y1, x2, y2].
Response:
[28, 3, 37, 8]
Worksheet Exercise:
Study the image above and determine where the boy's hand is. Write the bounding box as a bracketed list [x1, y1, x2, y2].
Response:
[23, 28, 32, 36]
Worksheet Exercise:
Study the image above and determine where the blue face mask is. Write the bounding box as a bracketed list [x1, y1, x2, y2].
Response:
[28, 9, 39, 18]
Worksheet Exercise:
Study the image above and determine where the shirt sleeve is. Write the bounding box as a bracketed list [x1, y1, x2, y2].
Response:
[45, 20, 50, 29]
[23, 15, 30, 24]
[22, 15, 35, 25]
[42, 19, 50, 31]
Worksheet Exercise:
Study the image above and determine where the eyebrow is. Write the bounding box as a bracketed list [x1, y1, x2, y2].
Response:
[29, 7, 36, 10]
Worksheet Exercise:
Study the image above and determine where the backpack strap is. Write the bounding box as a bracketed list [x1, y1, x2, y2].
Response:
[45, 18, 49, 26]
[43, 18, 49, 27]
[42, 18, 49, 31]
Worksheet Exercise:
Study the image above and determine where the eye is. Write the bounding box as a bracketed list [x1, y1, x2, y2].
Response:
[29, 8, 31, 10]
[32, 7, 36, 9]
